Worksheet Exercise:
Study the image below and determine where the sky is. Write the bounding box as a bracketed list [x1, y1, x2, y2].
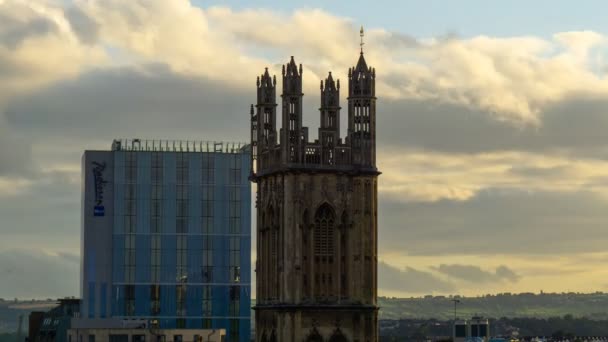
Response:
[1, 0, 608, 299]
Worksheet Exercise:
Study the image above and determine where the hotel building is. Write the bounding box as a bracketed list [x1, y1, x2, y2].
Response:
[81, 139, 251, 342]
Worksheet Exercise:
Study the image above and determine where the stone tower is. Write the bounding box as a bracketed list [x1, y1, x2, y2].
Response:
[250, 34, 379, 342]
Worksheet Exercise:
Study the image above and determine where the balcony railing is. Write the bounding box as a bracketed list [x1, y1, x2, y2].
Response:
[112, 139, 249, 154]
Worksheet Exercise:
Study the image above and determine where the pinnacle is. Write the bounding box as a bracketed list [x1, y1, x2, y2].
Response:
[356, 53, 368, 71]
[285, 56, 300, 76]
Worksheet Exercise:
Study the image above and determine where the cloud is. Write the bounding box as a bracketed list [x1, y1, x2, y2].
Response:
[379, 189, 608, 256]
[44, 1, 608, 126]
[56, 251, 80, 264]
[379, 261, 454, 294]
[434, 264, 520, 283]
[1, 0, 608, 298]
[378, 96, 608, 156]
[0, 10, 57, 49]
[0, 249, 79, 299]
[64, 5, 99, 45]
[0, 1, 606, 150]
[0, 169, 80, 251]
[378, 147, 608, 203]
[0, 0, 106, 103]
[0, 116, 33, 177]
[4, 63, 251, 143]
[495, 265, 520, 282]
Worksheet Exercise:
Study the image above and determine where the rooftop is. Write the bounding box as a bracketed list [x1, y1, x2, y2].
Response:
[111, 139, 249, 154]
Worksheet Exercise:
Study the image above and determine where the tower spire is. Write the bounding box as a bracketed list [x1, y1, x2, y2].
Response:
[360, 25, 365, 54]
[349, 28, 376, 167]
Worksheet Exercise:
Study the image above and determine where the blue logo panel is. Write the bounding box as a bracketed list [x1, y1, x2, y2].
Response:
[94, 205, 105, 216]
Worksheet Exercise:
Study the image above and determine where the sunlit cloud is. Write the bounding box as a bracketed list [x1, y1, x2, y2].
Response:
[379, 149, 608, 202]
[4, 1, 608, 125]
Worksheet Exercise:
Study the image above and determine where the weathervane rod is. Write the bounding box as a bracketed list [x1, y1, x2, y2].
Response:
[360, 25, 365, 53]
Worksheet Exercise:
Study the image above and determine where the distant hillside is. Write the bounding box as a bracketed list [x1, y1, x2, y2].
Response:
[378, 292, 608, 320]
[4, 293, 608, 333]
[248, 293, 608, 322]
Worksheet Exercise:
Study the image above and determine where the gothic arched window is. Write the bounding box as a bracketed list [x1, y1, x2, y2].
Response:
[267, 206, 279, 300]
[314, 204, 335, 257]
[314, 203, 336, 299]
[340, 211, 349, 299]
[302, 209, 310, 299]
[260, 211, 266, 300]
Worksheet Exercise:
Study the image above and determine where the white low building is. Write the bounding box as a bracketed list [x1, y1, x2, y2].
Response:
[68, 318, 225, 342]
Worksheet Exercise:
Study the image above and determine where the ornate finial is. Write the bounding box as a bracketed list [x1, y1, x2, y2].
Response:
[360, 25, 365, 54]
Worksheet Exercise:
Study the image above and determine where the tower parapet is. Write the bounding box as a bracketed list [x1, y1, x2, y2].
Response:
[251, 53, 377, 178]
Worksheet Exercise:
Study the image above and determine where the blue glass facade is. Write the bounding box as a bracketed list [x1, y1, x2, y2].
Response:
[83, 147, 251, 342]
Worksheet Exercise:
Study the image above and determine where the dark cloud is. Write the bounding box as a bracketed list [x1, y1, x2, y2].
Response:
[7, 61, 608, 160]
[0, 116, 33, 176]
[0, 57, 30, 78]
[378, 188, 608, 255]
[0, 13, 57, 48]
[377, 32, 420, 49]
[0, 249, 78, 299]
[378, 96, 608, 157]
[5, 64, 251, 144]
[0, 170, 80, 251]
[56, 251, 80, 265]
[2, 61, 353, 150]
[495, 265, 520, 282]
[434, 264, 520, 283]
[379, 261, 454, 293]
[64, 6, 99, 45]
[507, 165, 573, 179]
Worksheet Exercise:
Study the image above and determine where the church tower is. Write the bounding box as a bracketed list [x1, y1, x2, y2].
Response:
[250, 28, 379, 342]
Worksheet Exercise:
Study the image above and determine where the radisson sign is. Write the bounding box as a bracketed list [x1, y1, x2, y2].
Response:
[92, 161, 108, 216]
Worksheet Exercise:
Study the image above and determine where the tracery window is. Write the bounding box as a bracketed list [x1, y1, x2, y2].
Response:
[314, 204, 334, 257]
[314, 203, 335, 299]
[302, 210, 310, 299]
[340, 211, 349, 299]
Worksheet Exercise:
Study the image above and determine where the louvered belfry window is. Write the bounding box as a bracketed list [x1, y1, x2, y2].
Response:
[313, 203, 335, 299]
[314, 204, 334, 256]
